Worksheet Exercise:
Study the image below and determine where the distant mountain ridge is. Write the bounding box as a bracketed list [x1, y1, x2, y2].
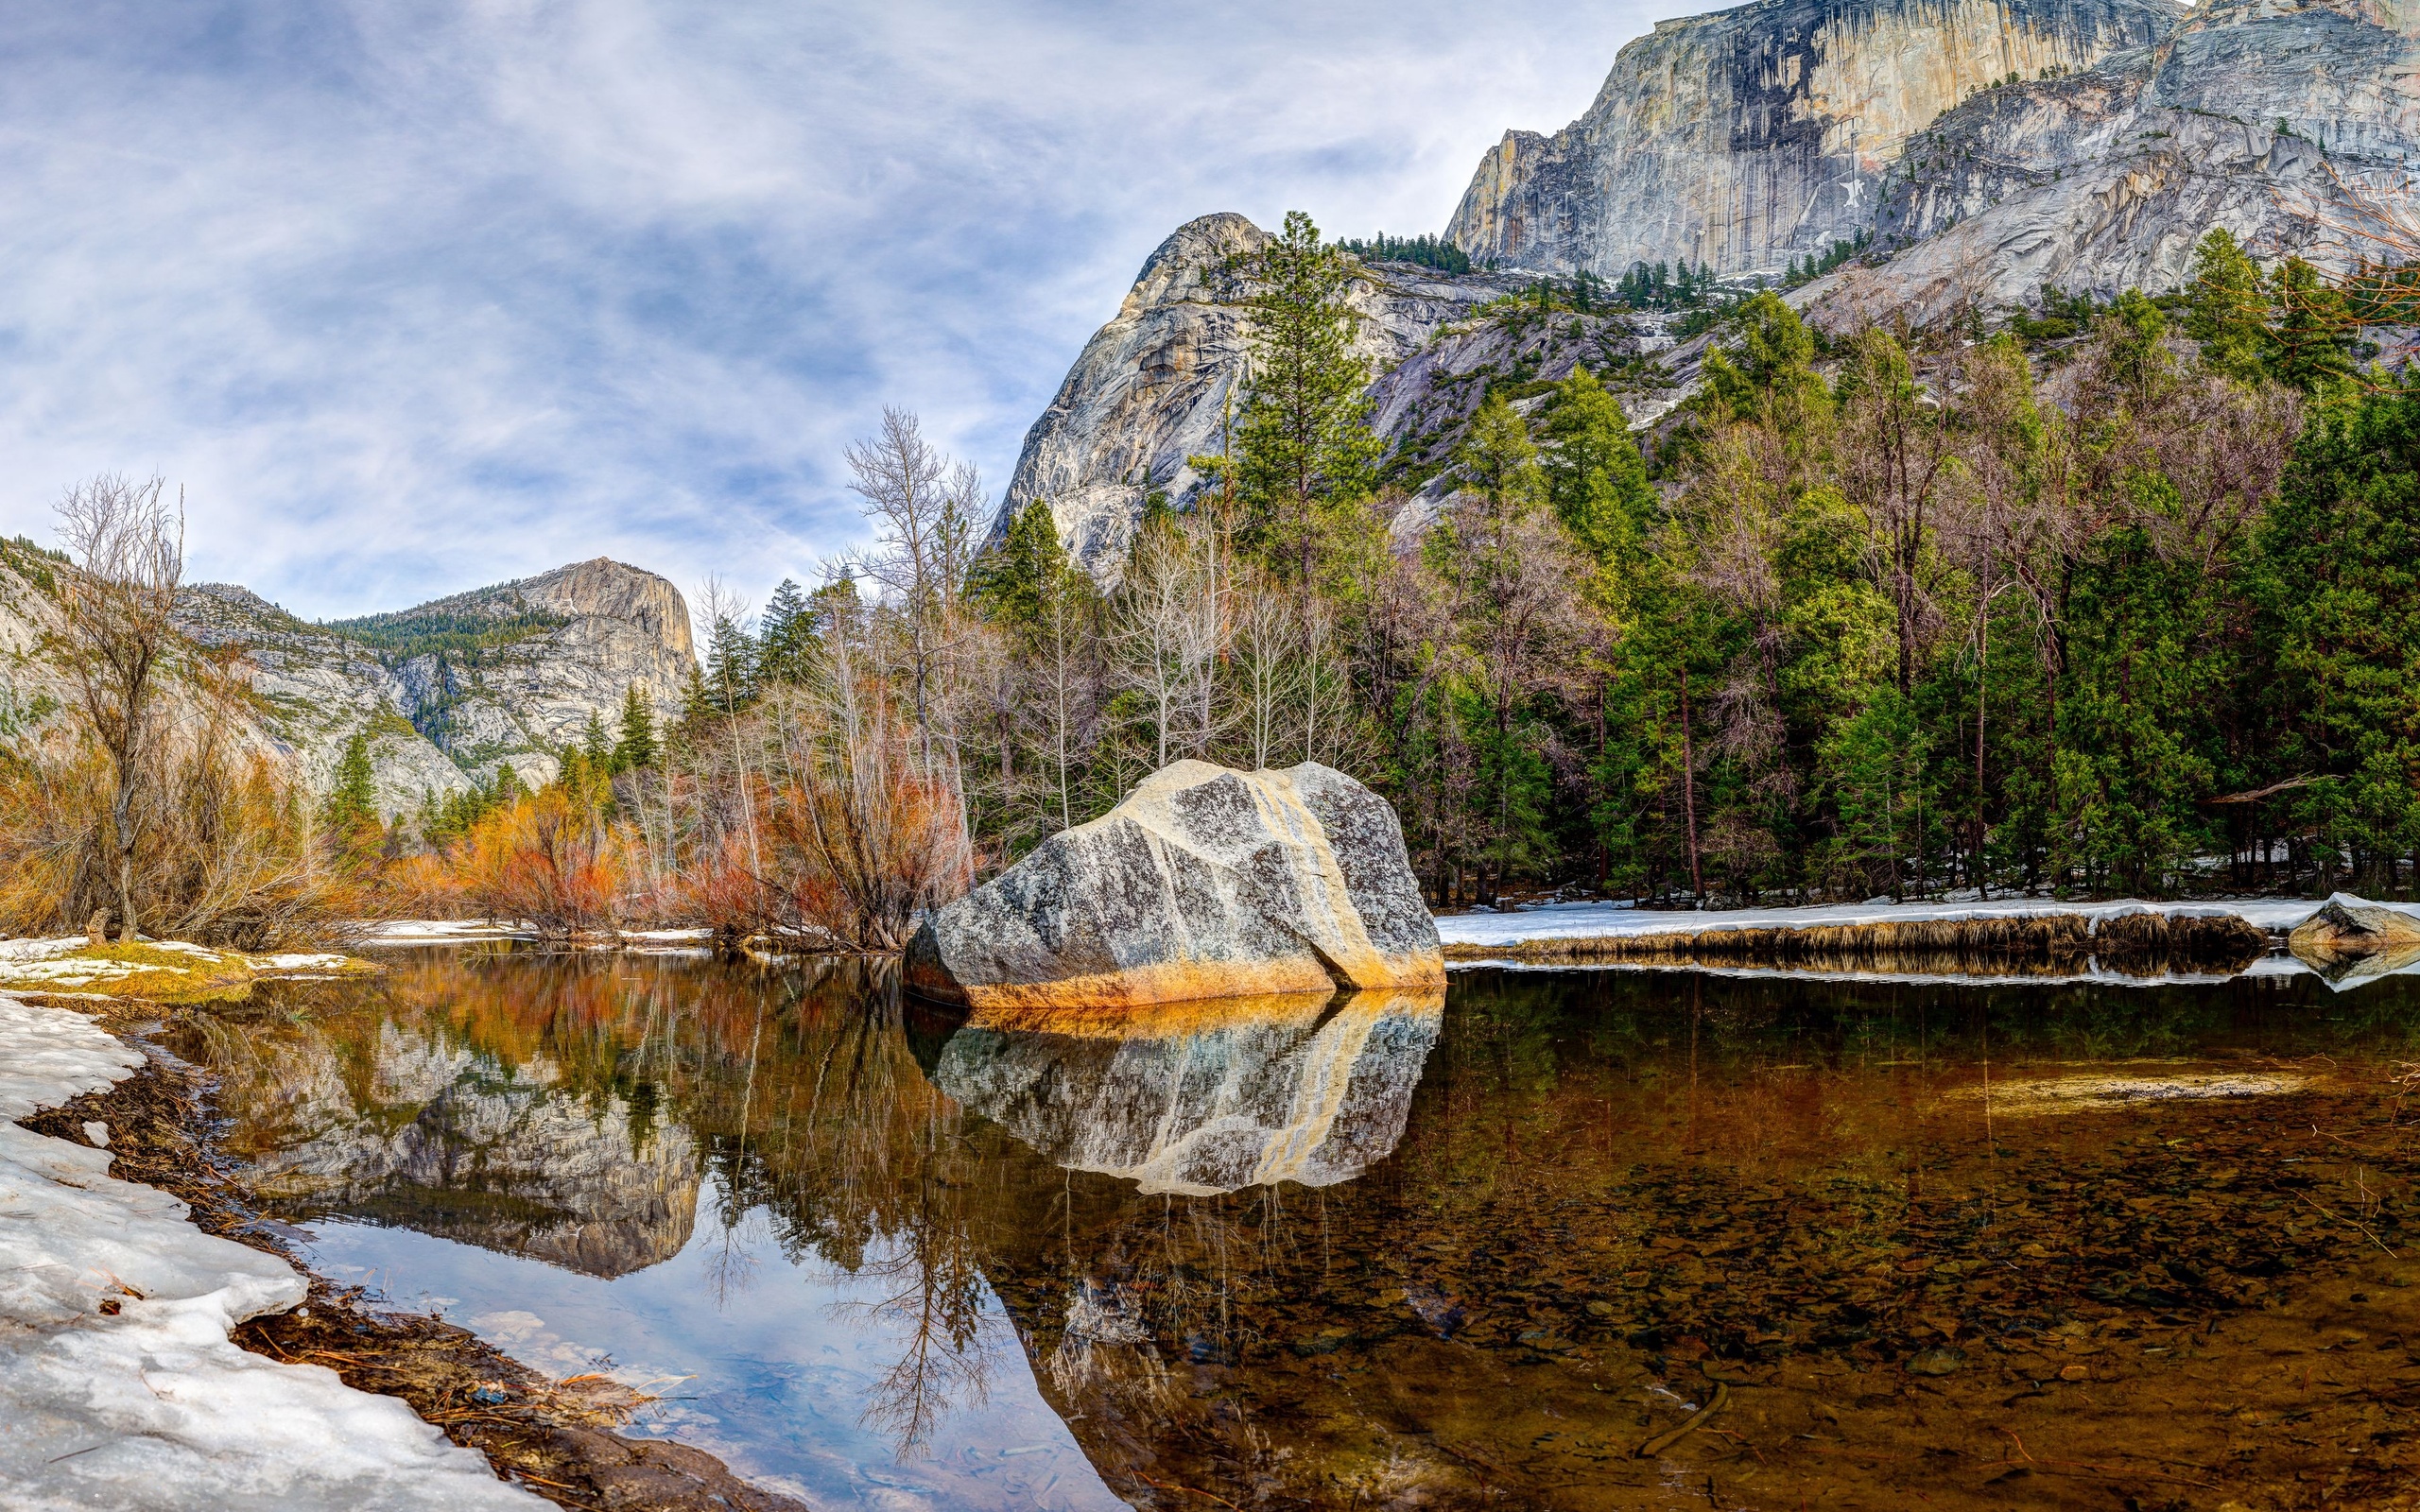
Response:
[164, 558, 696, 816]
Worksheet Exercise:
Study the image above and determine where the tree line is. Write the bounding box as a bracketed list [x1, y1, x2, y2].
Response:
[9, 214, 2411, 949]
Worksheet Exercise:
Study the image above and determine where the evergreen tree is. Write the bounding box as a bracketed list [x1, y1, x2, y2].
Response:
[968, 497, 1069, 628]
[2185, 228, 2271, 383]
[756, 577, 814, 685]
[493, 762, 525, 804]
[2255, 386, 2420, 890]
[614, 683, 658, 773]
[703, 611, 759, 712]
[326, 730, 379, 840]
[1225, 211, 1382, 582]
[2267, 257, 2354, 393]
[581, 710, 613, 773]
[1542, 369, 1656, 578]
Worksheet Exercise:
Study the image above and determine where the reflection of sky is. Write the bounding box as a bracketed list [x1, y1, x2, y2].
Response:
[300, 1176, 1122, 1512]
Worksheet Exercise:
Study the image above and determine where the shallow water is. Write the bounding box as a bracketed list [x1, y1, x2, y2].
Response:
[177, 952, 2420, 1509]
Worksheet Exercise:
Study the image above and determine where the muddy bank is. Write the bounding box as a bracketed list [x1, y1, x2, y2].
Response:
[1443, 910, 2273, 975]
[14, 1028, 804, 1512]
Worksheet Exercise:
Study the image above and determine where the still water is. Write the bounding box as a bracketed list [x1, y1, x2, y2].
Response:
[177, 952, 2420, 1509]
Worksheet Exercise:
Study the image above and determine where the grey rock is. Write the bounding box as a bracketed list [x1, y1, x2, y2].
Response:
[994, 214, 1669, 581]
[933, 987, 1444, 1195]
[1907, 1346, 1967, 1375]
[905, 760, 1444, 1009]
[1812, 0, 2420, 324]
[1444, 0, 2176, 278]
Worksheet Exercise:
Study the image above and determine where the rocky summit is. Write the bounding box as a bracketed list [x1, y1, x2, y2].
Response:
[905, 760, 1444, 1010]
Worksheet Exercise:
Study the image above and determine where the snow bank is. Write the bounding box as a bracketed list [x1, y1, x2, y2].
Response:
[352, 920, 535, 945]
[1434, 894, 2384, 949]
[0, 993, 541, 1511]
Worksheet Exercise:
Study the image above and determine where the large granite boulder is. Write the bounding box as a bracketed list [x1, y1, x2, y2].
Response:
[905, 760, 1443, 1009]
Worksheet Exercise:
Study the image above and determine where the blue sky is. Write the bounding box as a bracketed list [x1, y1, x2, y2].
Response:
[0, 0, 1663, 620]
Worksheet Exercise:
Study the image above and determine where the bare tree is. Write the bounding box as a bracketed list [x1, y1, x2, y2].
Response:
[53, 473, 184, 939]
[1232, 569, 1298, 770]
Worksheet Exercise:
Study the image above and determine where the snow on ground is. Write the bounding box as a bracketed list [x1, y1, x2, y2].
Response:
[0, 993, 541, 1511]
[352, 920, 537, 945]
[1433, 894, 2398, 949]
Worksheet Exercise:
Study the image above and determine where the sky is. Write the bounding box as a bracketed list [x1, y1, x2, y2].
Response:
[0, 0, 1665, 622]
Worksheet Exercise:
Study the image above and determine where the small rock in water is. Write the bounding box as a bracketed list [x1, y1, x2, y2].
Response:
[1906, 1347, 1965, 1376]
[81, 1121, 109, 1148]
[2058, 1364, 2091, 1382]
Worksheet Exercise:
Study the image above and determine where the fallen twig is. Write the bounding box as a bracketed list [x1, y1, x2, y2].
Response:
[1639, 1382, 1730, 1458]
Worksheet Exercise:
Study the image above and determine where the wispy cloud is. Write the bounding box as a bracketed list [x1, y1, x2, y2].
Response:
[0, 0, 1660, 617]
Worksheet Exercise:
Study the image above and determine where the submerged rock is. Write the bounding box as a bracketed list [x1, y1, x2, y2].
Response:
[905, 760, 1444, 1009]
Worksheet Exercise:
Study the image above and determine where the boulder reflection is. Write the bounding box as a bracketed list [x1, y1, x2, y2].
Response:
[933, 988, 1445, 1194]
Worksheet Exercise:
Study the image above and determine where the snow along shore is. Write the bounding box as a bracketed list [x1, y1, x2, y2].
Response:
[1435, 893, 2416, 949]
[0, 992, 541, 1511]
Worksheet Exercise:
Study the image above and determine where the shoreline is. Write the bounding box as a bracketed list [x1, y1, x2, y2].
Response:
[0, 993, 804, 1512]
[1435, 892, 2420, 983]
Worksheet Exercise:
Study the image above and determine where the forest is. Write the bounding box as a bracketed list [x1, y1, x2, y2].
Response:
[3, 215, 2413, 948]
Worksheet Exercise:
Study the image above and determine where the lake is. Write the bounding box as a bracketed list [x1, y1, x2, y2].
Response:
[172, 949, 2420, 1508]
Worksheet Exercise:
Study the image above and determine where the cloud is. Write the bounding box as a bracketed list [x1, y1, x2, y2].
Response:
[0, 0, 1660, 619]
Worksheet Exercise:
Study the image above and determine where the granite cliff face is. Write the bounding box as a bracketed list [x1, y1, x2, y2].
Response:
[1812, 0, 2420, 321]
[1445, 0, 2178, 277]
[996, 215, 1675, 578]
[175, 558, 696, 813]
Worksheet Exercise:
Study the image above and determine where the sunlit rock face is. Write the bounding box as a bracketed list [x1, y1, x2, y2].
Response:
[174, 558, 696, 809]
[934, 989, 1445, 1195]
[994, 215, 1610, 581]
[906, 761, 1444, 1009]
[1444, 0, 2176, 277]
[216, 1021, 700, 1279]
[1818, 0, 2420, 322]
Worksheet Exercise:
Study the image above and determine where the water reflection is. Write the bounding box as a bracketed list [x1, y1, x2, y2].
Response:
[933, 988, 1444, 1194]
[178, 954, 2420, 1511]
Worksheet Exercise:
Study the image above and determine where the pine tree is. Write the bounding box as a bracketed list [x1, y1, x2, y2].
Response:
[703, 612, 759, 712]
[968, 497, 1068, 628]
[614, 683, 658, 773]
[756, 577, 813, 685]
[326, 730, 378, 839]
[2184, 228, 2271, 383]
[580, 710, 613, 773]
[2267, 257, 2354, 393]
[1228, 211, 1382, 582]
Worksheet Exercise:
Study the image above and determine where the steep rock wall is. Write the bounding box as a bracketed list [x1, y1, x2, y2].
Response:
[1815, 0, 2420, 321]
[1445, 0, 2179, 276]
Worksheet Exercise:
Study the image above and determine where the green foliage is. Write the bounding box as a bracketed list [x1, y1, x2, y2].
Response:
[756, 578, 816, 685]
[1219, 211, 1383, 581]
[1338, 232, 1471, 275]
[2185, 229, 2272, 383]
[322, 606, 569, 662]
[2253, 385, 2420, 888]
[967, 498, 1070, 628]
[1780, 232, 1870, 290]
[2268, 257, 2354, 394]
[614, 683, 659, 773]
[325, 730, 379, 838]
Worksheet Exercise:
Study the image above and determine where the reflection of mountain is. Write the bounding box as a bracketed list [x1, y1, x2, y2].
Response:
[207, 1019, 699, 1278]
[933, 989, 1443, 1195]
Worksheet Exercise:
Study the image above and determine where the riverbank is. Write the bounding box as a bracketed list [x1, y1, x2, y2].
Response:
[1437, 893, 2420, 982]
[0, 988, 805, 1512]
